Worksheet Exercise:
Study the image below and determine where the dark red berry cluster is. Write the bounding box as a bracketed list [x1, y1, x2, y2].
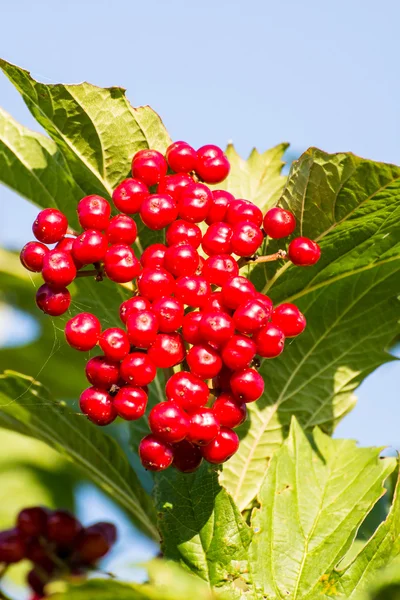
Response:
[20, 141, 321, 473]
[0, 506, 116, 599]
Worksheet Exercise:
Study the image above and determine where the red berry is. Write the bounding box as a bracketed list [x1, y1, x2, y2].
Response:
[288, 237, 321, 266]
[139, 434, 173, 471]
[166, 372, 209, 412]
[271, 303, 306, 337]
[158, 173, 194, 202]
[212, 366, 234, 392]
[65, 312, 101, 351]
[112, 178, 149, 214]
[166, 220, 202, 249]
[17, 507, 48, 537]
[178, 183, 213, 223]
[99, 327, 130, 361]
[196, 145, 230, 184]
[0, 529, 26, 563]
[75, 524, 112, 563]
[263, 207, 296, 239]
[233, 299, 270, 334]
[85, 356, 120, 388]
[104, 244, 141, 283]
[36, 283, 71, 316]
[20, 241, 49, 272]
[137, 268, 176, 300]
[106, 214, 138, 245]
[46, 510, 82, 545]
[72, 230, 108, 265]
[182, 311, 203, 345]
[253, 324, 285, 358]
[199, 311, 235, 346]
[202, 254, 239, 287]
[27, 568, 49, 596]
[77, 195, 111, 231]
[152, 296, 184, 332]
[127, 310, 159, 348]
[148, 333, 186, 368]
[201, 291, 231, 315]
[32, 208, 68, 244]
[149, 401, 189, 443]
[175, 275, 211, 308]
[119, 296, 151, 324]
[113, 386, 148, 420]
[253, 292, 274, 314]
[132, 149, 168, 187]
[212, 393, 247, 427]
[120, 353, 157, 386]
[25, 538, 48, 563]
[221, 276, 256, 310]
[230, 368, 264, 403]
[173, 440, 203, 473]
[187, 408, 220, 445]
[201, 427, 239, 463]
[166, 141, 197, 173]
[140, 194, 178, 230]
[187, 344, 223, 379]
[206, 190, 234, 225]
[42, 250, 77, 287]
[221, 335, 256, 370]
[225, 199, 263, 227]
[80, 387, 117, 426]
[140, 243, 167, 269]
[164, 243, 199, 277]
[202, 222, 233, 256]
[231, 222, 263, 257]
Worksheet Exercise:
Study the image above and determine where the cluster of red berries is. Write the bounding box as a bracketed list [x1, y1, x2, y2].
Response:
[0, 506, 116, 599]
[20, 141, 321, 473]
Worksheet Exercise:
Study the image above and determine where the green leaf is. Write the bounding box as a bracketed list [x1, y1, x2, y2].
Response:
[249, 418, 396, 600]
[353, 558, 400, 600]
[222, 149, 400, 510]
[0, 371, 158, 540]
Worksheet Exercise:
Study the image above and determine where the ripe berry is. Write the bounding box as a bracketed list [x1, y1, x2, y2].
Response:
[202, 222, 233, 256]
[46, 510, 83, 545]
[212, 365, 234, 392]
[175, 275, 211, 308]
[254, 292, 273, 314]
[221, 276, 256, 310]
[41, 250, 77, 287]
[231, 222, 263, 257]
[132, 149, 168, 187]
[201, 427, 239, 464]
[182, 311, 203, 345]
[164, 243, 199, 277]
[206, 190, 234, 224]
[158, 173, 194, 202]
[139, 435, 173, 471]
[99, 327, 130, 361]
[120, 353, 157, 386]
[72, 230, 108, 265]
[166, 141, 197, 173]
[148, 333, 186, 368]
[212, 393, 247, 428]
[85, 356, 120, 388]
[202, 291, 231, 315]
[113, 386, 148, 420]
[271, 303, 306, 337]
[107, 214, 138, 245]
[233, 299, 270, 334]
[149, 401, 189, 443]
[17, 507, 48, 537]
[65, 313, 101, 351]
[112, 178, 149, 214]
[178, 183, 213, 223]
[202, 254, 239, 287]
[32, 208, 68, 244]
[196, 145, 230, 184]
[288, 237, 321, 266]
[166, 219, 202, 249]
[166, 371, 209, 412]
[119, 296, 151, 324]
[263, 207, 296, 239]
[104, 244, 141, 283]
[137, 268, 176, 300]
[80, 387, 117, 426]
[187, 408, 220, 445]
[0, 529, 26, 563]
[140, 243, 167, 268]
[230, 368, 264, 403]
[199, 311, 235, 346]
[75, 523, 113, 563]
[140, 194, 178, 230]
[187, 343, 223, 379]
[253, 323, 285, 358]
[127, 310, 159, 348]
[36, 283, 71, 316]
[222, 335, 256, 370]
[225, 199, 263, 227]
[77, 195, 111, 231]
[172, 440, 203, 473]
[20, 241, 49, 272]
[152, 297, 184, 332]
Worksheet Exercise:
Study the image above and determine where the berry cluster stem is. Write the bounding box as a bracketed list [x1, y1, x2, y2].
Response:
[238, 249, 288, 268]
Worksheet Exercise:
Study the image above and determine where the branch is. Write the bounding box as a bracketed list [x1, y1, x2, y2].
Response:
[238, 249, 288, 268]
